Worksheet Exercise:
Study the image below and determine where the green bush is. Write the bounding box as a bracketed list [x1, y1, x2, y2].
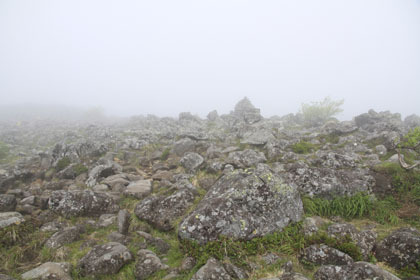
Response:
[72, 163, 88, 176]
[291, 141, 316, 154]
[55, 157, 71, 171]
[300, 97, 344, 127]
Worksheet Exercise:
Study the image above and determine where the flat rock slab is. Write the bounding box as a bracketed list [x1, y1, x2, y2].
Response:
[124, 180, 152, 199]
[0, 212, 25, 229]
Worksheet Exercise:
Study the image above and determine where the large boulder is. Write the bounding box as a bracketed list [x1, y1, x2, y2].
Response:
[48, 190, 119, 218]
[227, 149, 267, 168]
[135, 187, 197, 231]
[314, 262, 401, 280]
[172, 138, 196, 157]
[124, 180, 152, 199]
[178, 164, 303, 244]
[374, 227, 420, 270]
[285, 162, 374, 198]
[134, 249, 168, 280]
[0, 194, 16, 212]
[354, 109, 403, 133]
[86, 161, 122, 187]
[240, 129, 275, 146]
[21, 262, 72, 280]
[78, 242, 132, 276]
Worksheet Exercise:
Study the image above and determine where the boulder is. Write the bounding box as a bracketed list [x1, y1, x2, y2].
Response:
[78, 242, 132, 276]
[191, 258, 232, 280]
[300, 244, 354, 266]
[0, 194, 16, 212]
[45, 226, 82, 249]
[178, 165, 303, 244]
[232, 97, 262, 124]
[240, 129, 275, 146]
[374, 227, 420, 270]
[21, 262, 72, 280]
[118, 209, 130, 235]
[134, 249, 168, 280]
[172, 138, 196, 157]
[124, 180, 152, 199]
[227, 149, 267, 168]
[0, 212, 25, 229]
[135, 187, 197, 231]
[180, 152, 204, 172]
[48, 190, 119, 218]
[314, 262, 401, 280]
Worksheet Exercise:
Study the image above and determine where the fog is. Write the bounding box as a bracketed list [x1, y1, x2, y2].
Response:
[0, 0, 419, 120]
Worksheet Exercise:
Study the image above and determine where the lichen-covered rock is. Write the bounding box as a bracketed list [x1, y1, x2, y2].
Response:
[327, 223, 377, 259]
[21, 262, 72, 280]
[227, 149, 267, 168]
[178, 164, 303, 244]
[0, 212, 24, 229]
[78, 242, 132, 276]
[134, 249, 168, 280]
[314, 262, 401, 280]
[0, 194, 16, 212]
[135, 187, 197, 231]
[172, 138, 196, 157]
[180, 152, 204, 172]
[240, 129, 275, 146]
[48, 190, 119, 218]
[45, 226, 82, 249]
[285, 162, 374, 198]
[354, 109, 403, 133]
[300, 244, 354, 266]
[374, 227, 420, 270]
[232, 97, 262, 124]
[86, 161, 122, 187]
[191, 258, 232, 280]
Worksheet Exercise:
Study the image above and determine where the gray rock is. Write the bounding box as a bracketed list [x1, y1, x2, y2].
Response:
[327, 223, 377, 259]
[124, 180, 152, 199]
[280, 273, 311, 280]
[300, 244, 354, 266]
[118, 209, 130, 235]
[0, 194, 16, 212]
[374, 227, 420, 270]
[0, 274, 16, 280]
[314, 262, 401, 280]
[134, 249, 169, 280]
[302, 216, 325, 237]
[227, 149, 267, 168]
[404, 114, 420, 129]
[191, 258, 232, 280]
[45, 226, 81, 249]
[135, 187, 197, 231]
[86, 161, 122, 187]
[241, 129, 275, 146]
[232, 97, 262, 124]
[0, 212, 25, 229]
[354, 109, 403, 133]
[375, 145, 388, 156]
[180, 257, 196, 271]
[48, 190, 119, 218]
[78, 242, 132, 276]
[178, 165, 303, 244]
[21, 262, 72, 280]
[223, 260, 248, 279]
[97, 214, 117, 227]
[172, 138, 196, 157]
[180, 152, 204, 172]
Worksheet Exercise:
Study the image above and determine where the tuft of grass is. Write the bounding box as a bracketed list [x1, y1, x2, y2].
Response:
[302, 193, 400, 225]
[160, 147, 171, 161]
[72, 163, 88, 176]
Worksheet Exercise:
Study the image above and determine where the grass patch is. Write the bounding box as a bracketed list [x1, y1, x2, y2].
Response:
[56, 156, 71, 171]
[72, 163, 88, 176]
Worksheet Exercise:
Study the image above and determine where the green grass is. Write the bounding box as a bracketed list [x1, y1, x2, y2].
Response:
[56, 156, 71, 171]
[72, 163, 88, 176]
[302, 192, 400, 225]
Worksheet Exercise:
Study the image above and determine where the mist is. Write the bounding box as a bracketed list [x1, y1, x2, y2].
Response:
[1, 0, 419, 120]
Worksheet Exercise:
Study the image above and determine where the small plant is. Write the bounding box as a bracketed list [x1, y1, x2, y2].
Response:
[291, 141, 316, 154]
[72, 163, 88, 176]
[160, 147, 171, 161]
[55, 156, 71, 171]
[300, 97, 344, 127]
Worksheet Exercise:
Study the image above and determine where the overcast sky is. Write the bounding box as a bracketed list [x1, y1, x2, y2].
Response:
[0, 0, 419, 119]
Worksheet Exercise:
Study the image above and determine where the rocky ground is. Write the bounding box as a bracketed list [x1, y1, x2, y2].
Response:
[0, 98, 419, 280]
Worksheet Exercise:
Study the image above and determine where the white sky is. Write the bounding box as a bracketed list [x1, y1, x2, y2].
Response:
[0, 0, 419, 119]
